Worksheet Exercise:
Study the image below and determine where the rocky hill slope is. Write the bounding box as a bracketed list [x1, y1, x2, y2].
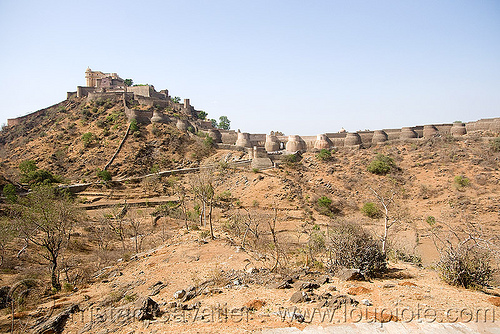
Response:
[0, 99, 499, 333]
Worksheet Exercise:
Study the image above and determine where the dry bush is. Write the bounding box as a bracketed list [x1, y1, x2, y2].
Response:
[327, 221, 386, 277]
[437, 244, 493, 288]
[432, 222, 498, 289]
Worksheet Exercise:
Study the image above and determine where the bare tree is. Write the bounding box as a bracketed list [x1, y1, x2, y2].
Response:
[190, 169, 216, 239]
[14, 186, 83, 291]
[0, 218, 15, 267]
[369, 186, 406, 255]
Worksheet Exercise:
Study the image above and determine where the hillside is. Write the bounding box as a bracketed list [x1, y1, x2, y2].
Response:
[0, 98, 499, 333]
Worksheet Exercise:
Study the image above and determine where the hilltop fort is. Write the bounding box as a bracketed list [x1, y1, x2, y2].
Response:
[6, 68, 500, 167]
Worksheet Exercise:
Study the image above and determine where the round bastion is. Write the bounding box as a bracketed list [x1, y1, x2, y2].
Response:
[371, 130, 388, 144]
[314, 134, 333, 150]
[344, 133, 362, 146]
[235, 132, 252, 148]
[265, 134, 280, 152]
[286, 135, 306, 152]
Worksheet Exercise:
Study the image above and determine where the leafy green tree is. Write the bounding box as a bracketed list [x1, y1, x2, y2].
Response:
[3, 183, 17, 203]
[210, 119, 218, 128]
[19, 160, 58, 186]
[197, 111, 208, 120]
[218, 116, 230, 130]
[171, 96, 181, 103]
[124, 79, 133, 87]
[14, 186, 83, 291]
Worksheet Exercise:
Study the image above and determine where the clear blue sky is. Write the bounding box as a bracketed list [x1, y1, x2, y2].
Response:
[0, 0, 499, 135]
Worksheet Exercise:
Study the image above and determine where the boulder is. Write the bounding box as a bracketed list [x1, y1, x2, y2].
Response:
[290, 291, 309, 303]
[33, 304, 80, 334]
[299, 282, 320, 291]
[135, 297, 161, 321]
[336, 268, 365, 281]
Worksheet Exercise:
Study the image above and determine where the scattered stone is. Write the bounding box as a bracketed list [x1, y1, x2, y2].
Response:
[328, 295, 359, 309]
[290, 291, 309, 303]
[246, 267, 259, 274]
[135, 297, 161, 321]
[398, 282, 417, 287]
[167, 301, 178, 309]
[361, 299, 372, 306]
[149, 281, 167, 296]
[269, 275, 296, 289]
[182, 286, 197, 302]
[336, 268, 365, 281]
[314, 275, 330, 285]
[299, 282, 320, 291]
[328, 286, 337, 291]
[33, 304, 79, 334]
[383, 283, 396, 289]
[347, 286, 372, 295]
[173, 290, 186, 300]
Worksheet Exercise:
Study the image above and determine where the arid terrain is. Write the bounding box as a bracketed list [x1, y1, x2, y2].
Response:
[0, 97, 499, 333]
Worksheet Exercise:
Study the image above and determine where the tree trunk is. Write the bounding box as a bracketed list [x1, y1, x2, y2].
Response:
[51, 260, 61, 291]
[209, 202, 214, 240]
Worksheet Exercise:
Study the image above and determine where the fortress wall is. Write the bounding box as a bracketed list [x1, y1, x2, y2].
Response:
[87, 91, 126, 101]
[301, 136, 317, 150]
[220, 130, 237, 145]
[249, 134, 266, 147]
[7, 101, 66, 127]
[435, 124, 453, 134]
[466, 118, 500, 132]
[127, 86, 151, 97]
[357, 131, 374, 144]
[384, 129, 402, 141]
[135, 96, 168, 108]
[412, 126, 424, 138]
[331, 138, 345, 147]
[67, 91, 77, 99]
[77, 86, 96, 98]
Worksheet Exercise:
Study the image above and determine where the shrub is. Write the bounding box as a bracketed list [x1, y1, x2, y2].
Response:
[490, 137, 500, 152]
[252, 168, 260, 173]
[361, 202, 380, 218]
[203, 135, 214, 148]
[19, 160, 37, 174]
[3, 183, 17, 203]
[316, 196, 339, 217]
[317, 196, 332, 208]
[426, 216, 436, 226]
[327, 221, 386, 277]
[437, 243, 494, 289]
[284, 154, 298, 165]
[217, 190, 232, 202]
[316, 149, 332, 161]
[97, 169, 112, 181]
[367, 154, 394, 175]
[130, 119, 139, 133]
[453, 175, 470, 190]
[81, 132, 94, 148]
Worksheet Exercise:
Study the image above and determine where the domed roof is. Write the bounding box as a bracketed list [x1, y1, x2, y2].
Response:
[85, 67, 92, 72]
